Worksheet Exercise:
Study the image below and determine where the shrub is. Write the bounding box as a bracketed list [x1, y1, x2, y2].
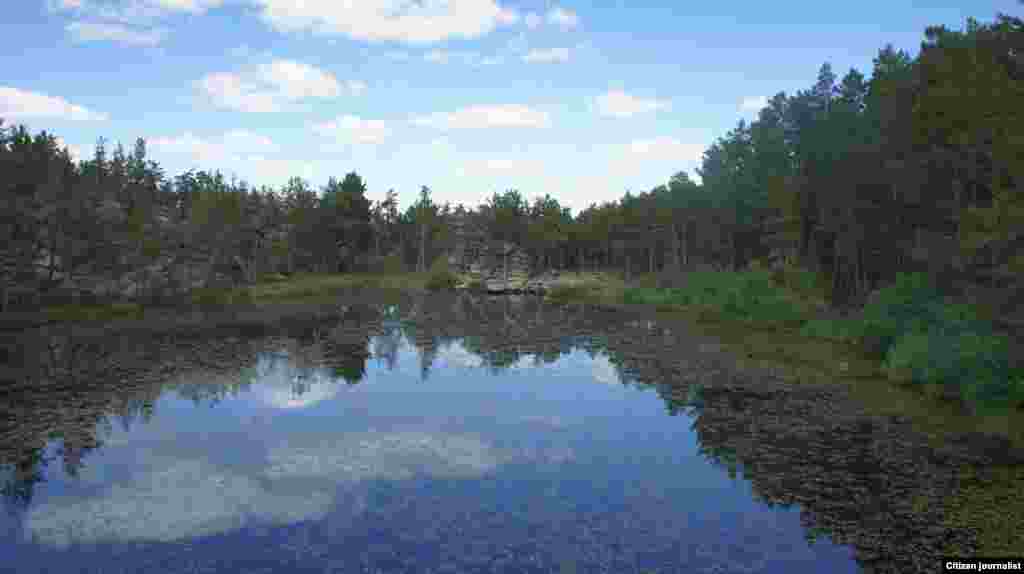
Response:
[622, 270, 810, 326]
[425, 257, 459, 291]
[883, 327, 1018, 408]
[799, 318, 862, 343]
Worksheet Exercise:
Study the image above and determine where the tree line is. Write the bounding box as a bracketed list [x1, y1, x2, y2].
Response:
[1, 9, 1020, 310]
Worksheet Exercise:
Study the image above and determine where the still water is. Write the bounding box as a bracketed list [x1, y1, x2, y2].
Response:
[0, 302, 862, 573]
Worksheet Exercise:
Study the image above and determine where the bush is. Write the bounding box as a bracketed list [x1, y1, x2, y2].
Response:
[770, 263, 827, 298]
[883, 327, 1019, 408]
[623, 270, 810, 326]
[425, 257, 459, 291]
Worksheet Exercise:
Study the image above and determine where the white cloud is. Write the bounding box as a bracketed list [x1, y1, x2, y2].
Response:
[424, 49, 501, 67]
[65, 20, 167, 46]
[412, 104, 550, 130]
[312, 115, 393, 145]
[347, 80, 368, 96]
[195, 58, 358, 113]
[148, 130, 280, 164]
[197, 72, 280, 113]
[0, 86, 109, 121]
[259, 59, 344, 99]
[146, 130, 322, 189]
[424, 50, 449, 64]
[523, 47, 569, 63]
[150, 0, 225, 12]
[524, 11, 541, 29]
[50, 0, 225, 18]
[49, 0, 226, 44]
[594, 90, 671, 118]
[740, 95, 768, 112]
[625, 137, 705, 163]
[546, 6, 578, 31]
[25, 457, 333, 548]
[452, 157, 546, 181]
[438, 343, 484, 369]
[591, 355, 621, 385]
[54, 137, 85, 162]
[251, 0, 519, 44]
[495, 6, 519, 25]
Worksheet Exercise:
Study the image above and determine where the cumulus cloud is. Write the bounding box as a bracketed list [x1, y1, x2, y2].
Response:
[147, 129, 280, 164]
[452, 157, 546, 181]
[24, 457, 335, 548]
[626, 137, 705, 163]
[312, 115, 393, 145]
[65, 20, 167, 45]
[594, 90, 671, 118]
[195, 58, 359, 113]
[524, 11, 541, 29]
[48, 0, 226, 45]
[0, 86, 109, 121]
[437, 343, 484, 369]
[49, 0, 225, 17]
[740, 95, 769, 112]
[546, 6, 578, 31]
[412, 104, 550, 130]
[250, 0, 519, 44]
[590, 355, 622, 386]
[523, 47, 570, 63]
[424, 49, 502, 67]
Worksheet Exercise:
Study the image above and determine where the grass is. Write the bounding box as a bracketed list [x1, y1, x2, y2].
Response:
[43, 301, 144, 322]
[621, 267, 821, 328]
[29, 270, 433, 325]
[247, 270, 430, 303]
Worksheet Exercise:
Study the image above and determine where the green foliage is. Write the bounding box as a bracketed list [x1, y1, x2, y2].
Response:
[770, 262, 829, 300]
[796, 272, 1021, 410]
[623, 270, 811, 326]
[424, 256, 458, 291]
[882, 328, 1019, 409]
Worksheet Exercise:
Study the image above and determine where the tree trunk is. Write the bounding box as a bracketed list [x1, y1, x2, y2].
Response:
[649, 243, 655, 274]
[418, 223, 427, 272]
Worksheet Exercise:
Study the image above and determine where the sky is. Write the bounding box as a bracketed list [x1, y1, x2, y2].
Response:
[1, 1, 1018, 214]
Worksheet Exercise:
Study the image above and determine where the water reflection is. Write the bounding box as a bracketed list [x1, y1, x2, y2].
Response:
[0, 293, 977, 572]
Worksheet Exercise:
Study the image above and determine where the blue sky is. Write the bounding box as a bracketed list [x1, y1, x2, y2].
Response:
[1, 0, 1016, 213]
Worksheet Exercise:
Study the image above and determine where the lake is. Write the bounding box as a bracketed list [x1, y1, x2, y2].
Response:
[0, 293, 975, 573]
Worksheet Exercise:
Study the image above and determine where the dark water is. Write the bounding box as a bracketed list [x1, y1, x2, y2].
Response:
[0, 294, 943, 573]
